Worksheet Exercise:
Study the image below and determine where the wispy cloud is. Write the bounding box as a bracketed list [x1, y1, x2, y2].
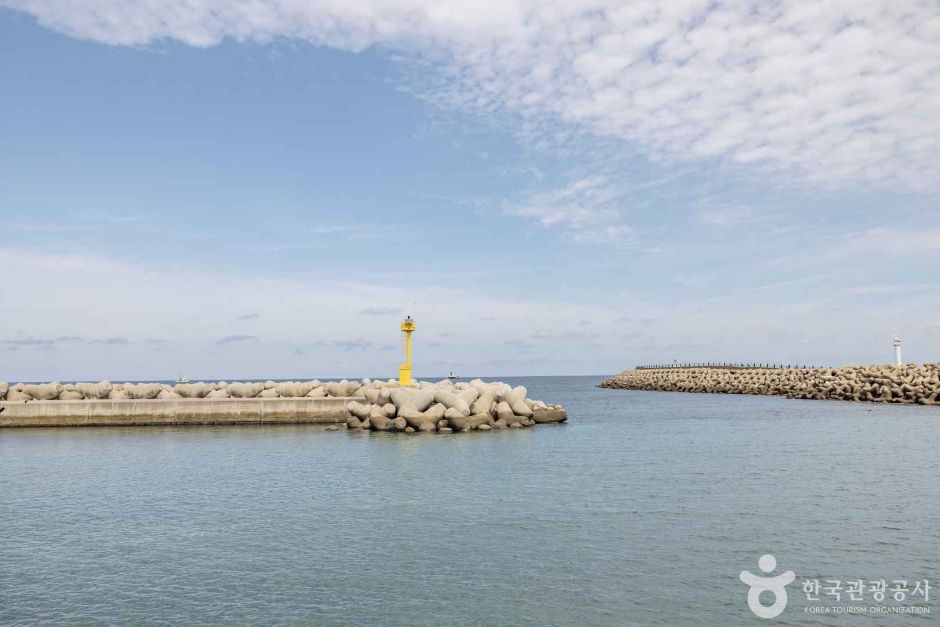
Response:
[842, 283, 936, 296]
[92, 336, 129, 345]
[238, 312, 260, 320]
[506, 176, 633, 243]
[698, 207, 755, 227]
[6, 212, 144, 233]
[309, 225, 387, 240]
[3, 335, 125, 346]
[10, 1, 938, 191]
[360, 307, 402, 316]
[3, 337, 56, 346]
[3, 244, 938, 379]
[530, 330, 598, 340]
[837, 227, 940, 257]
[84, 212, 143, 224]
[505, 339, 534, 352]
[215, 334, 259, 345]
[333, 338, 373, 352]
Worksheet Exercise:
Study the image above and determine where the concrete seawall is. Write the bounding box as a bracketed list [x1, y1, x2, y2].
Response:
[0, 397, 359, 428]
[600, 363, 940, 405]
[0, 377, 568, 431]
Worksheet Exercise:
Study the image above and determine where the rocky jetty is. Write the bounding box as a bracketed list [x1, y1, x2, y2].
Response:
[345, 378, 566, 432]
[0, 378, 568, 431]
[600, 364, 940, 406]
[0, 379, 357, 402]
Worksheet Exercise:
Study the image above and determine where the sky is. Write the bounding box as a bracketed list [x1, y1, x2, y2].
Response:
[1, 0, 939, 381]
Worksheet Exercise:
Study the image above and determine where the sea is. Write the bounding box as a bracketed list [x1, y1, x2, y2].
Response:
[1, 375, 937, 625]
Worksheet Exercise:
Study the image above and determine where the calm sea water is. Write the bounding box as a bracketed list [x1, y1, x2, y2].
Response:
[1, 376, 937, 626]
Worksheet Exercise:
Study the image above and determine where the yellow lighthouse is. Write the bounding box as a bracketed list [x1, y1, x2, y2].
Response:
[399, 315, 415, 386]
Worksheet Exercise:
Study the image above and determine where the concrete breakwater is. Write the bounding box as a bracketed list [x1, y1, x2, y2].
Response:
[599, 364, 940, 405]
[0, 379, 363, 402]
[0, 378, 567, 430]
[344, 378, 566, 433]
[0, 397, 354, 428]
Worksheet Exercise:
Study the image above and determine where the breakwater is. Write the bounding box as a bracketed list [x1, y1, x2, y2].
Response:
[0, 378, 566, 430]
[345, 378, 566, 432]
[600, 364, 940, 405]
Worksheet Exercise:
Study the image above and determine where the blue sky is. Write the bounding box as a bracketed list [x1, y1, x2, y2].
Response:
[2, 1, 939, 381]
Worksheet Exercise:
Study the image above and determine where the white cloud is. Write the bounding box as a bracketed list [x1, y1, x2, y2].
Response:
[842, 283, 935, 296]
[360, 307, 403, 316]
[834, 227, 940, 257]
[5, 0, 940, 192]
[0, 247, 624, 379]
[505, 176, 634, 243]
[3, 245, 939, 377]
[698, 206, 754, 227]
[215, 334, 259, 345]
[309, 224, 388, 240]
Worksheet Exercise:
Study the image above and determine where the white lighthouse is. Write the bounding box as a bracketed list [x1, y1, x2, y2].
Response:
[893, 337, 903, 366]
